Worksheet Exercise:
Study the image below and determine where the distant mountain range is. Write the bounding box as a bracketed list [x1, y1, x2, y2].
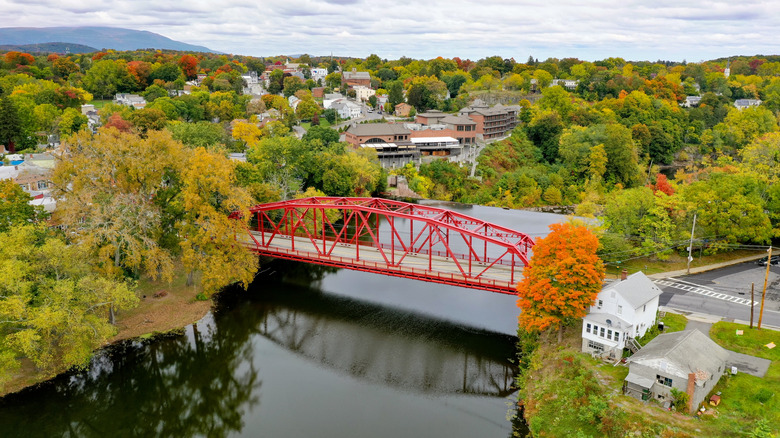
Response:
[0, 42, 98, 54]
[0, 26, 216, 53]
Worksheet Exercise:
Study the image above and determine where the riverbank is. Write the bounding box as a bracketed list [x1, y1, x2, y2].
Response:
[518, 317, 779, 437]
[0, 270, 212, 398]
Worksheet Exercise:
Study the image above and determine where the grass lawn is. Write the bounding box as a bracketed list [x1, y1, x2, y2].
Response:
[604, 249, 764, 279]
[300, 119, 332, 130]
[86, 99, 112, 109]
[637, 312, 689, 346]
[703, 322, 780, 435]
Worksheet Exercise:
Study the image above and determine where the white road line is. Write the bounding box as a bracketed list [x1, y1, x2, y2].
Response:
[653, 279, 758, 307]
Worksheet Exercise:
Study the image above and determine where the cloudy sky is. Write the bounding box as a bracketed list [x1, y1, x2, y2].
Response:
[2, 0, 778, 62]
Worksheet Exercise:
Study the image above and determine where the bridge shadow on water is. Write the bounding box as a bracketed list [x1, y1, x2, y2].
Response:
[221, 259, 520, 398]
[0, 259, 521, 438]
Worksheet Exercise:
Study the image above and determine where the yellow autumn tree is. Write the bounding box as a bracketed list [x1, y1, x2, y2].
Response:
[178, 147, 258, 295]
[517, 221, 605, 342]
[52, 128, 184, 283]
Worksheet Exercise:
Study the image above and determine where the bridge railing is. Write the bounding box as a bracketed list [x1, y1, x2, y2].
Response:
[247, 224, 517, 268]
[246, 239, 517, 294]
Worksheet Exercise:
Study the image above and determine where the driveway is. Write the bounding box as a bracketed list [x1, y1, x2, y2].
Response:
[725, 351, 771, 377]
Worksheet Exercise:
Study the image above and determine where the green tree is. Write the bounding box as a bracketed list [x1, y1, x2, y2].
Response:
[295, 99, 320, 121]
[0, 226, 138, 383]
[142, 84, 168, 102]
[524, 109, 564, 163]
[0, 180, 46, 232]
[57, 107, 88, 137]
[0, 95, 21, 153]
[150, 63, 182, 83]
[167, 120, 226, 149]
[387, 80, 405, 106]
[129, 107, 168, 135]
[268, 69, 285, 94]
[82, 59, 133, 99]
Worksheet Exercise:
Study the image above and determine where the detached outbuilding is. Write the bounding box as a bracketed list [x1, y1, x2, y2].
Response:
[623, 329, 729, 413]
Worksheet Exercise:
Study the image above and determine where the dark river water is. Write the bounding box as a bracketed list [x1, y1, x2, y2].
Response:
[0, 203, 566, 438]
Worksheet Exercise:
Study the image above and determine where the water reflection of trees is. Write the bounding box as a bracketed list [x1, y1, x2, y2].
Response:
[0, 315, 260, 438]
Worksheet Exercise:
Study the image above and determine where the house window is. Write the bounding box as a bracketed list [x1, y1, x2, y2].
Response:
[600, 327, 605, 338]
[607, 329, 613, 340]
[586, 323, 591, 334]
[643, 304, 646, 312]
[617, 305, 622, 315]
[37, 181, 48, 190]
[614, 332, 620, 342]
[656, 375, 673, 387]
[597, 300, 603, 309]
[587, 340, 604, 351]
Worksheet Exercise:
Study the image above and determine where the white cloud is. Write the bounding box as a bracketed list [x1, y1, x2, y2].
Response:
[0, 0, 778, 61]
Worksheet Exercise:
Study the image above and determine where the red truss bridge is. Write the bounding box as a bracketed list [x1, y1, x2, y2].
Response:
[235, 197, 535, 294]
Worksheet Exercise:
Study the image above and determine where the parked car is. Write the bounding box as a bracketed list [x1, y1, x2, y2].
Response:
[756, 255, 780, 266]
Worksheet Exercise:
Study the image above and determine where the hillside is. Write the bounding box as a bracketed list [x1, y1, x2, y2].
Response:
[0, 26, 215, 53]
[0, 42, 98, 54]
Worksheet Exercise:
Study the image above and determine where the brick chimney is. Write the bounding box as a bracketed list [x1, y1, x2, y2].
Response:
[687, 372, 696, 413]
[621, 269, 628, 281]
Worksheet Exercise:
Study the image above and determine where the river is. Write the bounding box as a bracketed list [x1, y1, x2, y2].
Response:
[0, 203, 567, 438]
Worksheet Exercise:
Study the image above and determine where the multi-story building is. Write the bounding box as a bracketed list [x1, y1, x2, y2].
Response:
[342, 68, 372, 88]
[414, 111, 477, 145]
[345, 123, 466, 168]
[458, 101, 520, 140]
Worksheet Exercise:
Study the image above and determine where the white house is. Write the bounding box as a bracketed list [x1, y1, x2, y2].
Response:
[734, 99, 762, 110]
[680, 96, 701, 108]
[582, 271, 662, 358]
[331, 100, 362, 120]
[310, 68, 328, 84]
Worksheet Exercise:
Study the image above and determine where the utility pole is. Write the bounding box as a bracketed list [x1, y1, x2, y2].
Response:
[686, 213, 697, 275]
[758, 247, 772, 329]
[750, 282, 754, 328]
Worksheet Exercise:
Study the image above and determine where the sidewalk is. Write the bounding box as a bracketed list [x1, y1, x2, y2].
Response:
[661, 306, 780, 331]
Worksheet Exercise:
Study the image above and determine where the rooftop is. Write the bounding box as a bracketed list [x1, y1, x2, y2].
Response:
[628, 330, 730, 383]
[603, 271, 663, 309]
[347, 123, 410, 136]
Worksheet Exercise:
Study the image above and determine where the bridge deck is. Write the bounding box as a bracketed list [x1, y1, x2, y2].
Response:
[243, 231, 520, 294]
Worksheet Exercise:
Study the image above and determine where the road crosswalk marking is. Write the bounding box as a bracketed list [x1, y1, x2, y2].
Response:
[652, 279, 757, 307]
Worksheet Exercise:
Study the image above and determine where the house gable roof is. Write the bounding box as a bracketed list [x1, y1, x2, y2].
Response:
[628, 329, 730, 383]
[602, 271, 662, 309]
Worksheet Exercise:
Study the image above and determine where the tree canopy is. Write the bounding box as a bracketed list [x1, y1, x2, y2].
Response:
[517, 222, 605, 342]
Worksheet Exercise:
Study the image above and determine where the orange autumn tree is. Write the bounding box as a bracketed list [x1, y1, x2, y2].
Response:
[517, 222, 605, 343]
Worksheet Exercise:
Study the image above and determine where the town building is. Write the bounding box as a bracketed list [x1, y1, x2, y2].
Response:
[680, 96, 702, 108]
[394, 102, 412, 117]
[458, 100, 520, 140]
[114, 93, 147, 109]
[330, 100, 362, 120]
[414, 111, 477, 146]
[354, 85, 376, 102]
[342, 68, 371, 88]
[344, 122, 467, 168]
[581, 271, 662, 358]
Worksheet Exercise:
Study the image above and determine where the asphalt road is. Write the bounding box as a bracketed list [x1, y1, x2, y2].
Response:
[655, 261, 780, 328]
